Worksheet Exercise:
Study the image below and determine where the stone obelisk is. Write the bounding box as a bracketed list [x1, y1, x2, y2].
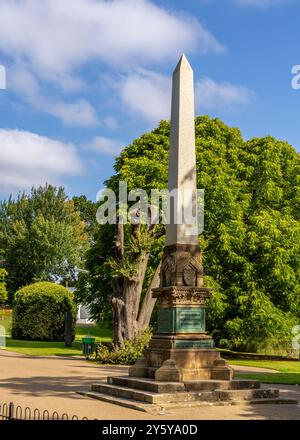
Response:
[166, 54, 198, 247]
[87, 55, 292, 409]
[130, 54, 233, 381]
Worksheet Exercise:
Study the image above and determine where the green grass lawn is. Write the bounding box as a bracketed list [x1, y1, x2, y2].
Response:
[228, 359, 300, 385]
[0, 309, 113, 356]
[0, 312, 113, 356]
[227, 358, 300, 373]
[235, 372, 300, 385]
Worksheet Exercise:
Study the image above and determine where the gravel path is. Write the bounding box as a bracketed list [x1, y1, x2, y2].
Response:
[0, 349, 299, 420]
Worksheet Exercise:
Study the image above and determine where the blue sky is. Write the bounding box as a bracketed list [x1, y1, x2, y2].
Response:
[0, 0, 299, 201]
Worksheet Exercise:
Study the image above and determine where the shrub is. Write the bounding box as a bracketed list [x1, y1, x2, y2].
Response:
[96, 329, 152, 365]
[0, 268, 8, 305]
[12, 281, 76, 341]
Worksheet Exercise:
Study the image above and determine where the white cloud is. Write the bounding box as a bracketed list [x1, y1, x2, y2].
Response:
[9, 66, 99, 127]
[87, 136, 123, 156]
[0, 0, 224, 85]
[118, 69, 171, 123]
[196, 77, 254, 110]
[0, 129, 83, 192]
[103, 117, 118, 130]
[48, 100, 99, 127]
[0, 0, 224, 125]
[115, 70, 254, 122]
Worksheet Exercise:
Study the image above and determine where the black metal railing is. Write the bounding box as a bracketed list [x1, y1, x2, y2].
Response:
[0, 402, 90, 420]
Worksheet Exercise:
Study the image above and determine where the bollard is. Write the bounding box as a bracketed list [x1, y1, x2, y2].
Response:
[65, 310, 73, 347]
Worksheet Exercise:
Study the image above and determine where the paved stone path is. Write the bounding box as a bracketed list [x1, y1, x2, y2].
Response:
[0, 350, 299, 420]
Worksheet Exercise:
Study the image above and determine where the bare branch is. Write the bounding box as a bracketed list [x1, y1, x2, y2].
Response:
[138, 261, 161, 330]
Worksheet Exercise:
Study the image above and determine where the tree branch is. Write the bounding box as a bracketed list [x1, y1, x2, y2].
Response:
[137, 261, 161, 330]
[114, 215, 124, 261]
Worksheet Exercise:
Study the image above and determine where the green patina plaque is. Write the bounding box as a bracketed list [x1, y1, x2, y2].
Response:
[158, 307, 205, 333]
[158, 308, 175, 333]
[174, 339, 214, 349]
[176, 308, 205, 332]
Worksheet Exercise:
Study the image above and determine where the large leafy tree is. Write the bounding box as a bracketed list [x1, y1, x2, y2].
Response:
[72, 195, 98, 242]
[0, 185, 89, 297]
[78, 116, 300, 352]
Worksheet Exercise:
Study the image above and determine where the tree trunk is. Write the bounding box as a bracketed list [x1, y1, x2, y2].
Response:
[138, 262, 161, 330]
[121, 253, 150, 341]
[110, 209, 163, 347]
[111, 295, 125, 347]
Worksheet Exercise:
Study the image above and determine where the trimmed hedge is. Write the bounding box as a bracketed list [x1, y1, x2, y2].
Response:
[12, 282, 76, 341]
[0, 268, 8, 304]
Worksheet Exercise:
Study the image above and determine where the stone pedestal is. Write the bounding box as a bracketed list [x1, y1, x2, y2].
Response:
[127, 56, 233, 382]
[129, 244, 233, 382]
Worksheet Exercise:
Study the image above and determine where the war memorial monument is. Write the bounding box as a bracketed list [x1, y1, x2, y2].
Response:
[82, 55, 296, 412]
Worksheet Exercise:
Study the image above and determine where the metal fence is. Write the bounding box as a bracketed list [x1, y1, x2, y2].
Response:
[0, 402, 89, 420]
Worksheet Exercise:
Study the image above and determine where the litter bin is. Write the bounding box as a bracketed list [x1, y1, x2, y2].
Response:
[82, 337, 95, 359]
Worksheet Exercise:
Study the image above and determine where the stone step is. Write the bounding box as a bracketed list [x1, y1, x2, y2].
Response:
[184, 379, 260, 392]
[78, 391, 298, 414]
[78, 391, 151, 413]
[216, 388, 279, 401]
[91, 382, 214, 404]
[109, 376, 261, 393]
[91, 382, 279, 405]
[108, 376, 186, 393]
[91, 382, 155, 403]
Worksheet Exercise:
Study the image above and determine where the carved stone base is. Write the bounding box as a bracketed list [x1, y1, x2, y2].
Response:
[211, 358, 234, 381]
[128, 242, 233, 382]
[154, 359, 182, 382]
[129, 334, 233, 382]
[128, 356, 148, 378]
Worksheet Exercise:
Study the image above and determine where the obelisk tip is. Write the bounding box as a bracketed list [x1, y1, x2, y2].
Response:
[173, 54, 193, 74]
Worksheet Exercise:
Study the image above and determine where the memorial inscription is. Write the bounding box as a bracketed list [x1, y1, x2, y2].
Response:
[158, 307, 205, 333]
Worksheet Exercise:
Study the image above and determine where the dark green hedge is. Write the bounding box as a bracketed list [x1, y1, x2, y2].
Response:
[12, 282, 77, 341]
